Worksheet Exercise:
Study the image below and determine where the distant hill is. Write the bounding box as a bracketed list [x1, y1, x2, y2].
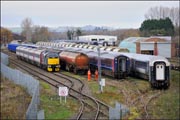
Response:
[7, 25, 116, 34]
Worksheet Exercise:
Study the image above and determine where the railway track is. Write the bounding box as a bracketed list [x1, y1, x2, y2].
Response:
[54, 72, 109, 119]
[125, 80, 162, 119]
[3, 49, 164, 119]
[3, 50, 109, 119]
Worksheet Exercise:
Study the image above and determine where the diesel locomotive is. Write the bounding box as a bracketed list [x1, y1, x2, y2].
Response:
[16, 46, 60, 72]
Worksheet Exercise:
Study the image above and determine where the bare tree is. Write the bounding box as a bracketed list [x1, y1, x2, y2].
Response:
[21, 18, 33, 42]
[1, 27, 13, 46]
[76, 28, 82, 40]
[145, 6, 179, 27]
[32, 26, 49, 43]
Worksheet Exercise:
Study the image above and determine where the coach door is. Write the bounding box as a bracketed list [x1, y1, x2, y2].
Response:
[155, 63, 165, 80]
[118, 57, 126, 72]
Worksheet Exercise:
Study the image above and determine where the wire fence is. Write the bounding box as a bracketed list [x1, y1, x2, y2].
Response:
[1, 52, 9, 65]
[1, 52, 40, 119]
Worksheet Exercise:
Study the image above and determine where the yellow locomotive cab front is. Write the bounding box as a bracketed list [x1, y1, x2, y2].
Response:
[48, 58, 60, 65]
[47, 58, 60, 72]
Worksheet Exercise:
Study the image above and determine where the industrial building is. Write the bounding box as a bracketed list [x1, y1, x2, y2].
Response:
[77, 35, 117, 46]
[119, 36, 176, 58]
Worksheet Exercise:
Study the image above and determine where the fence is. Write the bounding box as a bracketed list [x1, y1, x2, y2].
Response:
[1, 52, 40, 119]
[1, 52, 9, 65]
[109, 102, 129, 119]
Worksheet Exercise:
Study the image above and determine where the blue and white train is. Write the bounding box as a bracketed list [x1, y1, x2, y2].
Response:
[119, 53, 170, 88]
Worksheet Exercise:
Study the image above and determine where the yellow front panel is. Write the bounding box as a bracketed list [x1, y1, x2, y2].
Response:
[48, 58, 60, 65]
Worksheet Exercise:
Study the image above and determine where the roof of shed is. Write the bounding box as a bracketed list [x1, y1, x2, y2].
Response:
[120, 37, 170, 43]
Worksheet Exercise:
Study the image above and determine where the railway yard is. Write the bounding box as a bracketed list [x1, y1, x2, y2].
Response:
[1, 48, 179, 119]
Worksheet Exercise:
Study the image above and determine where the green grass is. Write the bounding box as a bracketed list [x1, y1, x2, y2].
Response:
[147, 70, 180, 119]
[46, 108, 72, 119]
[39, 81, 79, 119]
[88, 80, 124, 106]
[82, 70, 179, 119]
[127, 77, 151, 92]
[40, 81, 51, 89]
[150, 90, 179, 119]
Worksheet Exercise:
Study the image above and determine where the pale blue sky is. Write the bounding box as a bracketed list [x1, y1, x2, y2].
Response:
[1, 1, 179, 28]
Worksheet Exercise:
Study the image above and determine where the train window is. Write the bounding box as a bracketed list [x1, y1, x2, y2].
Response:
[99, 39, 104, 41]
[136, 61, 147, 69]
[102, 59, 112, 67]
[91, 39, 97, 41]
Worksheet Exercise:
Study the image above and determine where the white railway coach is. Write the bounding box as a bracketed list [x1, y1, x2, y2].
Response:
[17, 46, 46, 65]
[120, 53, 170, 88]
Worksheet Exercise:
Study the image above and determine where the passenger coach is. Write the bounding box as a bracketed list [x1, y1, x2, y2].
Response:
[84, 51, 130, 79]
[120, 53, 170, 88]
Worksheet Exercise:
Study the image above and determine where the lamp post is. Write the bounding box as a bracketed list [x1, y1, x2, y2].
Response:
[97, 46, 103, 93]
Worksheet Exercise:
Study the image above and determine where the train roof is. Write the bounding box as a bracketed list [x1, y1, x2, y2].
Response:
[119, 52, 170, 66]
[85, 50, 128, 59]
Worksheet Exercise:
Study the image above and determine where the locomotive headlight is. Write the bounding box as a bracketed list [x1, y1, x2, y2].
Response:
[56, 65, 60, 67]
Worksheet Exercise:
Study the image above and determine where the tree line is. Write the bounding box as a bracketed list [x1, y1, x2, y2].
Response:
[21, 18, 49, 43]
[140, 6, 179, 37]
[0, 27, 13, 46]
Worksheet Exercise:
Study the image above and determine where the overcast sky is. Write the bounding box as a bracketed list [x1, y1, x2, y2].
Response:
[1, 1, 179, 28]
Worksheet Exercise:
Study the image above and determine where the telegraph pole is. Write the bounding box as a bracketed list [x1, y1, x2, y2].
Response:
[97, 46, 102, 93]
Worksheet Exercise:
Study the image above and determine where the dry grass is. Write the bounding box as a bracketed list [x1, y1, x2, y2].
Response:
[1, 76, 31, 119]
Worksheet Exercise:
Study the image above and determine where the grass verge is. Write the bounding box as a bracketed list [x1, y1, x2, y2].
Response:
[39, 81, 79, 119]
